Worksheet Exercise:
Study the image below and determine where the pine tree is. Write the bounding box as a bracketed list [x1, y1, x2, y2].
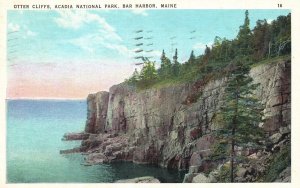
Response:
[238, 10, 251, 39]
[215, 57, 264, 182]
[172, 48, 180, 76]
[188, 50, 196, 64]
[205, 45, 211, 57]
[237, 10, 252, 57]
[252, 19, 270, 60]
[160, 49, 166, 63]
[159, 49, 172, 79]
[270, 13, 291, 57]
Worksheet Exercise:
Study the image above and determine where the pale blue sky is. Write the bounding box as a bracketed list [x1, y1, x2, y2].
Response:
[8, 9, 290, 64]
[7, 9, 291, 99]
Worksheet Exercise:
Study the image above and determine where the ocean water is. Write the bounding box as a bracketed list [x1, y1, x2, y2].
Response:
[6, 100, 184, 183]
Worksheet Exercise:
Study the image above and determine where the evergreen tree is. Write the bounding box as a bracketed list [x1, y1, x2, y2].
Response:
[126, 68, 140, 84]
[215, 57, 264, 182]
[238, 10, 251, 39]
[237, 10, 252, 56]
[269, 13, 291, 57]
[172, 48, 180, 76]
[252, 19, 270, 60]
[139, 60, 158, 87]
[173, 48, 178, 62]
[159, 49, 172, 78]
[205, 45, 211, 56]
[160, 49, 166, 63]
[203, 45, 211, 63]
[212, 37, 227, 60]
[188, 50, 196, 64]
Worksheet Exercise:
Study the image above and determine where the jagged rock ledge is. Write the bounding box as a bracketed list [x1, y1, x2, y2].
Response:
[62, 132, 90, 141]
[62, 58, 291, 182]
[60, 147, 83, 154]
[60, 132, 90, 154]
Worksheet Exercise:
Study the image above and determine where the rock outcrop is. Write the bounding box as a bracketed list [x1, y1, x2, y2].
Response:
[85, 91, 109, 133]
[115, 176, 160, 183]
[64, 58, 291, 182]
[275, 167, 291, 182]
[62, 132, 90, 141]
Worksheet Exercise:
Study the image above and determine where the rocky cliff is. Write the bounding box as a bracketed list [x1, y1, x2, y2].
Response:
[68, 58, 291, 182]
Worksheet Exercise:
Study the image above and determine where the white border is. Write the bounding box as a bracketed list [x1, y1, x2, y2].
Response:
[0, 0, 299, 188]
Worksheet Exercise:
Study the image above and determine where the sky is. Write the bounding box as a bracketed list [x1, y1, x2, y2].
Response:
[7, 9, 290, 99]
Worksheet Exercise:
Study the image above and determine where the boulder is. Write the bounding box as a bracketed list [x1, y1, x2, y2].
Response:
[115, 176, 160, 183]
[256, 151, 262, 158]
[236, 167, 247, 178]
[208, 174, 217, 183]
[190, 152, 202, 166]
[269, 133, 282, 144]
[192, 173, 210, 183]
[189, 166, 200, 174]
[195, 135, 215, 157]
[183, 173, 198, 183]
[279, 127, 290, 135]
[85, 153, 108, 164]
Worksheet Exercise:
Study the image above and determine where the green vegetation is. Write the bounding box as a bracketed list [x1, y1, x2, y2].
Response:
[211, 141, 229, 161]
[251, 54, 291, 68]
[213, 56, 265, 182]
[123, 11, 291, 183]
[125, 11, 291, 90]
[263, 145, 291, 182]
[215, 165, 231, 182]
[211, 10, 275, 182]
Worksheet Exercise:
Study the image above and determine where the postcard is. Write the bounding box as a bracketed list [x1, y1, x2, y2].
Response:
[0, 0, 299, 187]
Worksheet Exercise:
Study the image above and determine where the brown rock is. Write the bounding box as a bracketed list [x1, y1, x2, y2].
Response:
[63, 59, 291, 180]
[62, 132, 89, 141]
[190, 152, 202, 166]
[85, 153, 108, 164]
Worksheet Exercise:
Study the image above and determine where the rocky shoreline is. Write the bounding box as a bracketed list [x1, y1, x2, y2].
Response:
[115, 176, 160, 183]
[61, 59, 291, 183]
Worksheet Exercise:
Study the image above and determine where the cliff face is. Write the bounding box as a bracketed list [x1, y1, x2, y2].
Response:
[83, 59, 290, 176]
[85, 91, 109, 133]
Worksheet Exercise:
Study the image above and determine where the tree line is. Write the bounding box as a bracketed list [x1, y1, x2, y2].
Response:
[124, 11, 291, 182]
[125, 11, 290, 89]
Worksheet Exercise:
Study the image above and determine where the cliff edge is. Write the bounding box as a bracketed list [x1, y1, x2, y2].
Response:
[64, 58, 291, 182]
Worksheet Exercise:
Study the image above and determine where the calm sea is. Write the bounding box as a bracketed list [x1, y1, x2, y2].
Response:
[6, 100, 184, 183]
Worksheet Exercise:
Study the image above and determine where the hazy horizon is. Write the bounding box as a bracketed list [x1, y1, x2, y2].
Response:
[7, 9, 290, 99]
[6, 97, 86, 100]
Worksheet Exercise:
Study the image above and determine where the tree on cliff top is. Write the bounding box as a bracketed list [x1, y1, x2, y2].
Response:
[138, 59, 158, 88]
[215, 57, 264, 182]
[159, 49, 172, 79]
[236, 10, 252, 57]
[172, 48, 180, 76]
[188, 50, 196, 64]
